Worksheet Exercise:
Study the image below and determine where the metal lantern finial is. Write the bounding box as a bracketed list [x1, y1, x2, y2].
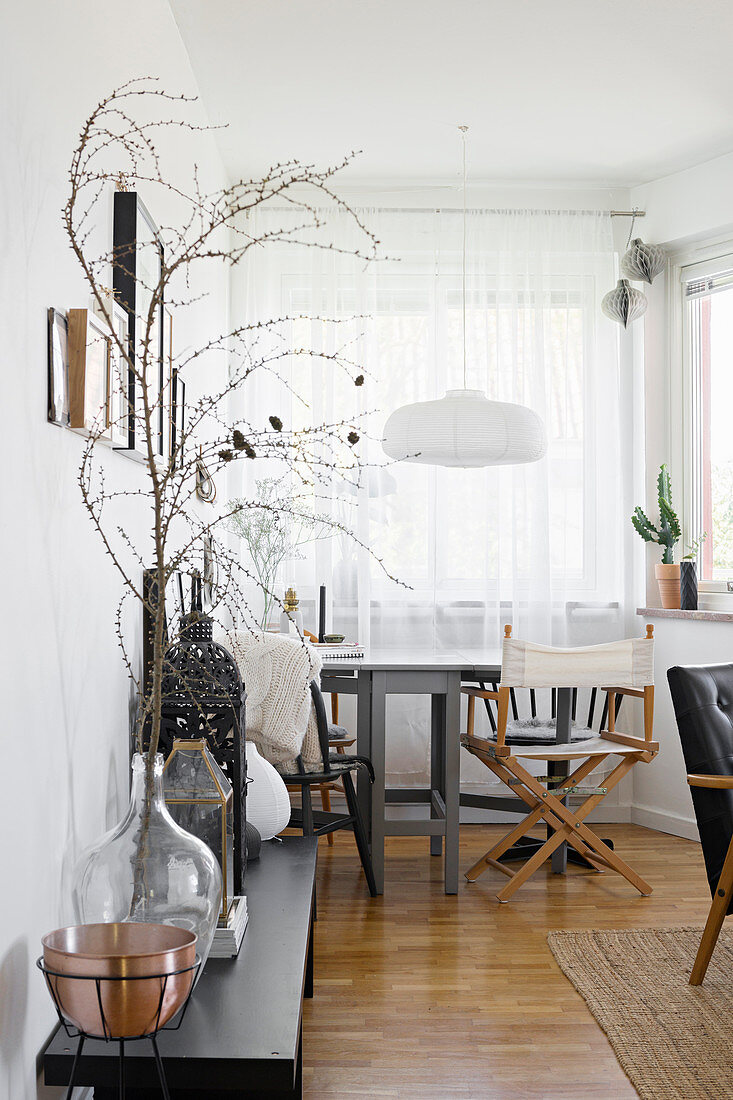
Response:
[601, 279, 648, 329]
[620, 238, 666, 284]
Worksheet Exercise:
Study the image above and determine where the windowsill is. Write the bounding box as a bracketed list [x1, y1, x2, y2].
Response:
[637, 606, 733, 623]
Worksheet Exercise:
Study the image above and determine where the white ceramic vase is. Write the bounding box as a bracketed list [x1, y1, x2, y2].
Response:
[245, 743, 291, 840]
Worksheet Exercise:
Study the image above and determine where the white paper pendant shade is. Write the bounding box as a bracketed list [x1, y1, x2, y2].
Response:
[382, 388, 547, 468]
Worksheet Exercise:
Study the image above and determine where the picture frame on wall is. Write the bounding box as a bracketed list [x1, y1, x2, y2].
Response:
[169, 371, 186, 469]
[47, 307, 70, 427]
[67, 308, 111, 439]
[160, 306, 173, 465]
[202, 534, 217, 609]
[113, 191, 166, 461]
[93, 297, 131, 450]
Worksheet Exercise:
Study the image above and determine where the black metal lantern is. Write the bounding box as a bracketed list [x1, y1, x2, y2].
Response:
[156, 608, 247, 894]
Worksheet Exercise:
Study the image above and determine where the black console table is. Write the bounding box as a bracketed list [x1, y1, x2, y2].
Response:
[42, 837, 318, 1098]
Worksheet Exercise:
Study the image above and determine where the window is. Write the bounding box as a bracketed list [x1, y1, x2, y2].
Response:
[288, 274, 594, 592]
[683, 255, 733, 582]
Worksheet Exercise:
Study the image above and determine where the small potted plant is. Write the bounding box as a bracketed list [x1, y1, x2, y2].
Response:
[632, 464, 682, 608]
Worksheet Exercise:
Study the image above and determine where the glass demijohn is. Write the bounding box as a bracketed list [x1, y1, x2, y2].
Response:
[71, 753, 222, 965]
[163, 739, 234, 925]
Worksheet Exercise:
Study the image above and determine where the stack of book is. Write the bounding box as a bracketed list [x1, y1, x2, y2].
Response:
[209, 895, 248, 958]
[311, 641, 365, 659]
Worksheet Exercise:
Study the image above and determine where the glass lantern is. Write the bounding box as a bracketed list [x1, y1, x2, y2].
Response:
[163, 739, 234, 926]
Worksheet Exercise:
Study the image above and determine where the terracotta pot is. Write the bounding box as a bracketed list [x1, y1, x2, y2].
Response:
[42, 922, 196, 1038]
[655, 562, 680, 609]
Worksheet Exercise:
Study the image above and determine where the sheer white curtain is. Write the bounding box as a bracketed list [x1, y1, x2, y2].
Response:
[235, 206, 628, 787]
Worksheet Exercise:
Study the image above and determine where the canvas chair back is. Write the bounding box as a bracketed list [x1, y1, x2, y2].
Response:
[501, 635, 655, 690]
[482, 626, 655, 752]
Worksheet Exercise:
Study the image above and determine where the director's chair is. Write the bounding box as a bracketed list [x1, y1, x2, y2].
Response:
[462, 625, 658, 903]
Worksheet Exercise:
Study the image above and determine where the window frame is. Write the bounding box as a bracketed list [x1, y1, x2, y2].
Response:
[676, 237, 733, 595]
[285, 268, 602, 597]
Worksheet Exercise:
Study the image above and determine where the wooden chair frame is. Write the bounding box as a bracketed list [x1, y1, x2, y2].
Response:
[685, 772, 733, 985]
[462, 625, 658, 902]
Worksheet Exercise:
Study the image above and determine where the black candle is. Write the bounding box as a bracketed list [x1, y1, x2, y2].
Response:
[318, 585, 326, 643]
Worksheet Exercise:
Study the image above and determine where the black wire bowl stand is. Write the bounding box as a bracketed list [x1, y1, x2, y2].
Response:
[37, 954, 201, 1100]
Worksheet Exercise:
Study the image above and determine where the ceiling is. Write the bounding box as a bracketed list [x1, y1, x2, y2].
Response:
[170, 0, 733, 188]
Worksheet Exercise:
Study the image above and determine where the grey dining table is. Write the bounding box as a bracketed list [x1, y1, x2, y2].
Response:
[320, 647, 502, 895]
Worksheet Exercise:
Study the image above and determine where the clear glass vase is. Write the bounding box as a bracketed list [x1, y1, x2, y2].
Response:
[72, 753, 222, 967]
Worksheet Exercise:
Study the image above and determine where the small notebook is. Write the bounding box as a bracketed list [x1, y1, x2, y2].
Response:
[311, 642, 365, 659]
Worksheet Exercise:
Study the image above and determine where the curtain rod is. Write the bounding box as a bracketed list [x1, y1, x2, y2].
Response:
[259, 205, 646, 217]
[284, 207, 647, 216]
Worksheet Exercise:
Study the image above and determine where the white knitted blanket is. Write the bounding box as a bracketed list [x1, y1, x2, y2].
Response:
[222, 630, 323, 774]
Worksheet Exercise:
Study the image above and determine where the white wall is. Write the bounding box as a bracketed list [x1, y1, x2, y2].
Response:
[633, 616, 733, 841]
[627, 158, 733, 838]
[0, 4, 228, 1096]
[632, 151, 733, 249]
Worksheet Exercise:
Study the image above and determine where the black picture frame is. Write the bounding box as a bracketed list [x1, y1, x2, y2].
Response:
[47, 307, 70, 426]
[170, 371, 185, 469]
[112, 191, 165, 459]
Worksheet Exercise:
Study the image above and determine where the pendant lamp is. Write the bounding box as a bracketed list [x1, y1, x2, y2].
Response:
[382, 127, 547, 468]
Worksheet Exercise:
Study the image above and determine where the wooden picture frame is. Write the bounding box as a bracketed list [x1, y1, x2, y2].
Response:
[47, 307, 70, 427]
[113, 191, 166, 460]
[92, 298, 131, 450]
[67, 308, 111, 438]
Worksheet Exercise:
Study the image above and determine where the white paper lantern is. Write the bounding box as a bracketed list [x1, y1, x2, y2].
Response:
[620, 238, 666, 284]
[601, 279, 648, 329]
[245, 743, 291, 840]
[382, 388, 547, 468]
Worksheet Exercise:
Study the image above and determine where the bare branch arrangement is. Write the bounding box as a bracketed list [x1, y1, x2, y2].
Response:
[65, 78, 399, 885]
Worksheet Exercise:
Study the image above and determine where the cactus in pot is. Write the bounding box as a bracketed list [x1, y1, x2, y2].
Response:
[632, 464, 681, 608]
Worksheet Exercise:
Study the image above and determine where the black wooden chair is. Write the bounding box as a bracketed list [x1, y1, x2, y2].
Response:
[668, 662, 733, 984]
[282, 681, 377, 897]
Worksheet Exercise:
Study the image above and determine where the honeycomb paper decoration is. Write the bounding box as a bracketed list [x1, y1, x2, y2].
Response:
[601, 279, 648, 329]
[620, 238, 666, 284]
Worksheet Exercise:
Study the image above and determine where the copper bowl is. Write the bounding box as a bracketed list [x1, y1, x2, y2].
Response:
[41, 923, 197, 1038]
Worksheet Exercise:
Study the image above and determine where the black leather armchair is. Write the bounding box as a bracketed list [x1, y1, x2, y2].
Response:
[667, 663, 733, 983]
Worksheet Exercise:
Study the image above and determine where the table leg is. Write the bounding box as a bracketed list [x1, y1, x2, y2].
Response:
[356, 668, 372, 837]
[370, 671, 387, 895]
[305, 890, 314, 998]
[430, 693, 445, 857]
[551, 687, 572, 874]
[443, 672, 461, 895]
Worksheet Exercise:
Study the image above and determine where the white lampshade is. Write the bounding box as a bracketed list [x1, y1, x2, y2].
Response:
[382, 389, 547, 468]
[245, 743, 291, 840]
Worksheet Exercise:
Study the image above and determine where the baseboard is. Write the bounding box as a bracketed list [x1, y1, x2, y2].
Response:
[631, 804, 700, 841]
[459, 803, 633, 825]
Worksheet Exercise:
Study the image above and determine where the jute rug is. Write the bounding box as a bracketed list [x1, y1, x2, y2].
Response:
[547, 927, 733, 1100]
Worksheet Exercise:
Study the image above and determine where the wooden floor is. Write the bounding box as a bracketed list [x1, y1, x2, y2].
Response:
[301, 823, 710, 1099]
